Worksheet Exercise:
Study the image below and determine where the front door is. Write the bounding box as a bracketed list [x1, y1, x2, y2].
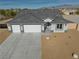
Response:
[44, 22, 51, 32]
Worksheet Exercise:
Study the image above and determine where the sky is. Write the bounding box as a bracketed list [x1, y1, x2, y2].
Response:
[0, 0, 79, 9]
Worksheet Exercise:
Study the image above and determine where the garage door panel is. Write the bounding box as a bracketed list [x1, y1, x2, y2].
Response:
[24, 25, 41, 32]
[12, 25, 21, 32]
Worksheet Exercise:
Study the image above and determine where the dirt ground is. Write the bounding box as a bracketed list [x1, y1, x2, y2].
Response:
[0, 29, 79, 59]
[42, 30, 79, 59]
[0, 29, 11, 44]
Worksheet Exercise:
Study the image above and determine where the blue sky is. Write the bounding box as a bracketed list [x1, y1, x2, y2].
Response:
[0, 0, 79, 9]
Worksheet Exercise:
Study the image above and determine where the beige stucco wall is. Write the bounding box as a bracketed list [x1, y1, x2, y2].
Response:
[67, 23, 77, 30]
[64, 11, 70, 15]
[7, 24, 11, 31]
[77, 24, 79, 31]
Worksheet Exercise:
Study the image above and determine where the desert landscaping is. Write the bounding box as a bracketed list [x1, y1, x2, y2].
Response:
[0, 19, 79, 59]
[0, 29, 11, 44]
[42, 29, 79, 59]
[0, 25, 79, 59]
[0, 28, 79, 59]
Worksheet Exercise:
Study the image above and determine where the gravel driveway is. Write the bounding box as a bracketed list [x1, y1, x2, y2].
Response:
[0, 33, 41, 59]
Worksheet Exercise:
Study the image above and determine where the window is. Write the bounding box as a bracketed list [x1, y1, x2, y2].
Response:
[57, 24, 62, 29]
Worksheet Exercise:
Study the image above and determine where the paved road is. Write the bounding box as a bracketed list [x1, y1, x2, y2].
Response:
[0, 33, 41, 59]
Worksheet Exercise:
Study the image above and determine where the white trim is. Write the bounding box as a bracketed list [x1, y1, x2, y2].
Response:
[7, 24, 11, 31]
[12, 25, 21, 33]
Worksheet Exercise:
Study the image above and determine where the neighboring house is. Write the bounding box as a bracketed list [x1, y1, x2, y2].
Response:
[7, 9, 78, 33]
[63, 15, 79, 31]
[0, 18, 13, 29]
[60, 8, 77, 15]
[55, 4, 79, 15]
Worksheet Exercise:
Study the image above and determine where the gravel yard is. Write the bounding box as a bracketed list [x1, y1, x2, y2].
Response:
[0, 29, 11, 44]
[42, 30, 79, 59]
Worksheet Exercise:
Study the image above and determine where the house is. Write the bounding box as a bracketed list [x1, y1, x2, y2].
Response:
[55, 4, 79, 15]
[60, 8, 77, 15]
[7, 9, 78, 33]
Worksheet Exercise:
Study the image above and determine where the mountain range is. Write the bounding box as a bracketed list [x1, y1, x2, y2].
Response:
[54, 4, 79, 8]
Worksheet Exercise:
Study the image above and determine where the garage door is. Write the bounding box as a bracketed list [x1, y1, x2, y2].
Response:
[12, 25, 21, 32]
[24, 25, 41, 32]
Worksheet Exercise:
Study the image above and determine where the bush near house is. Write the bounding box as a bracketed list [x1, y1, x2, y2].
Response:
[75, 10, 79, 15]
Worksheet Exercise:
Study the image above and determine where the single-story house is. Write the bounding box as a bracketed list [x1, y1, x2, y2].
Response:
[7, 9, 79, 33]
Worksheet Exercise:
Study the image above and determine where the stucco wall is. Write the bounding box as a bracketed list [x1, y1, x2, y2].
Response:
[67, 23, 76, 30]
[41, 24, 66, 32]
[64, 11, 70, 15]
[41, 24, 44, 31]
[77, 24, 79, 31]
[50, 24, 56, 31]
[51, 24, 67, 32]
[7, 24, 11, 31]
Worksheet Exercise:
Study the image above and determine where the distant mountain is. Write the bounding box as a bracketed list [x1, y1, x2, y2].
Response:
[54, 4, 79, 9]
[39, 4, 79, 9]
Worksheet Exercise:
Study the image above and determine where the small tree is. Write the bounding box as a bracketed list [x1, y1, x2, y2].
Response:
[10, 11, 16, 17]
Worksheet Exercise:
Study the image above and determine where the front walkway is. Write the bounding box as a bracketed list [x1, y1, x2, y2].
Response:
[0, 33, 41, 59]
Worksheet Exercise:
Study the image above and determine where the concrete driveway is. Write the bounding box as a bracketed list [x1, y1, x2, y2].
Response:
[0, 33, 41, 59]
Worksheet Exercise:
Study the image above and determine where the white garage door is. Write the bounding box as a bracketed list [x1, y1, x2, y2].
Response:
[24, 25, 41, 32]
[12, 25, 21, 32]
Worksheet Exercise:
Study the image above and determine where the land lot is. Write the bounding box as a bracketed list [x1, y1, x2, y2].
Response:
[0, 29, 11, 44]
[0, 29, 79, 59]
[42, 30, 79, 59]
